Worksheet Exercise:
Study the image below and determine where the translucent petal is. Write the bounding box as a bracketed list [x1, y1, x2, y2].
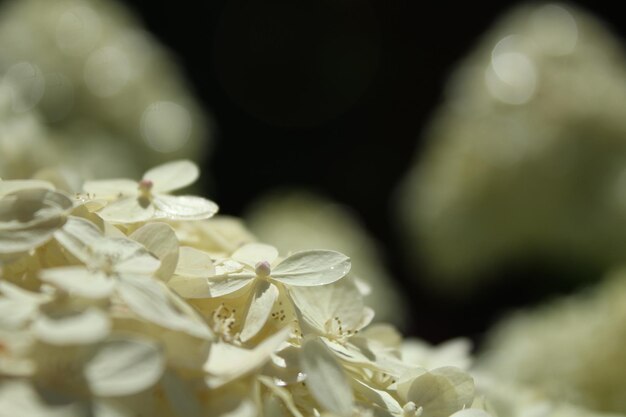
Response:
[0, 189, 73, 254]
[352, 379, 404, 415]
[97, 197, 155, 224]
[240, 281, 279, 342]
[168, 248, 216, 298]
[300, 336, 354, 415]
[175, 246, 215, 277]
[206, 273, 255, 297]
[360, 324, 403, 348]
[288, 278, 365, 337]
[40, 267, 115, 298]
[117, 275, 212, 339]
[405, 367, 475, 417]
[32, 308, 111, 345]
[143, 160, 199, 193]
[322, 338, 412, 378]
[272, 250, 350, 286]
[0, 225, 64, 255]
[83, 179, 139, 199]
[204, 326, 291, 387]
[168, 275, 211, 298]
[153, 195, 218, 221]
[53, 216, 103, 264]
[84, 337, 165, 397]
[129, 223, 178, 279]
[232, 243, 278, 268]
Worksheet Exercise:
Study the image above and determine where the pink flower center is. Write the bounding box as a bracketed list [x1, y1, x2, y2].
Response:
[138, 179, 154, 197]
[255, 261, 271, 278]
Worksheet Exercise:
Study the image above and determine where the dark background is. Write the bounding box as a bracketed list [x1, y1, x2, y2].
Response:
[122, 0, 624, 346]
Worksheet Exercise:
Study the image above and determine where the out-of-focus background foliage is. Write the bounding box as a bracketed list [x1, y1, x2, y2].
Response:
[3, 0, 626, 347]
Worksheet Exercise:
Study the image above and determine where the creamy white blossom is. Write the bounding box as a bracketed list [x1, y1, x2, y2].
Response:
[0, 161, 488, 417]
[84, 160, 218, 223]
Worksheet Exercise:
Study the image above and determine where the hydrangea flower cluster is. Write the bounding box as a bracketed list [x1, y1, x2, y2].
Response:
[0, 0, 211, 180]
[397, 3, 626, 289]
[0, 160, 490, 417]
[477, 269, 626, 414]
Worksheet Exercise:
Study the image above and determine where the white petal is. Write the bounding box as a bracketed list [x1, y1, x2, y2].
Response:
[231, 243, 278, 268]
[53, 216, 103, 264]
[168, 248, 216, 298]
[0, 189, 72, 254]
[288, 277, 365, 337]
[40, 267, 115, 298]
[352, 380, 404, 415]
[32, 308, 110, 345]
[97, 196, 155, 224]
[85, 237, 160, 277]
[175, 246, 215, 277]
[300, 336, 354, 416]
[272, 250, 350, 286]
[405, 367, 475, 417]
[129, 223, 179, 279]
[0, 226, 61, 255]
[84, 337, 165, 397]
[153, 194, 218, 221]
[240, 281, 279, 342]
[204, 326, 290, 386]
[83, 179, 139, 199]
[0, 282, 46, 329]
[143, 160, 199, 193]
[117, 275, 212, 339]
[206, 273, 255, 297]
[168, 275, 211, 298]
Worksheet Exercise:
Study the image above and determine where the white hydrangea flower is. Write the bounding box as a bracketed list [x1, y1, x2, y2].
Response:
[478, 269, 626, 413]
[245, 191, 407, 326]
[0, 0, 212, 177]
[207, 242, 350, 342]
[0, 161, 488, 417]
[83, 160, 218, 223]
[397, 3, 626, 289]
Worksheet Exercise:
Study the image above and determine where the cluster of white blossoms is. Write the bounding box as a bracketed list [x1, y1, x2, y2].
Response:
[397, 3, 626, 290]
[477, 269, 626, 414]
[0, 160, 491, 417]
[245, 191, 407, 327]
[0, 0, 211, 180]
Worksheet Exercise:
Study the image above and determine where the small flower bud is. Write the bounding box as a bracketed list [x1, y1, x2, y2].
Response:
[255, 260, 271, 277]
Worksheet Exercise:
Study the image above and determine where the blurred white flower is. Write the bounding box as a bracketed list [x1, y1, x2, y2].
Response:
[477, 270, 626, 413]
[397, 3, 626, 290]
[0, 0, 212, 179]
